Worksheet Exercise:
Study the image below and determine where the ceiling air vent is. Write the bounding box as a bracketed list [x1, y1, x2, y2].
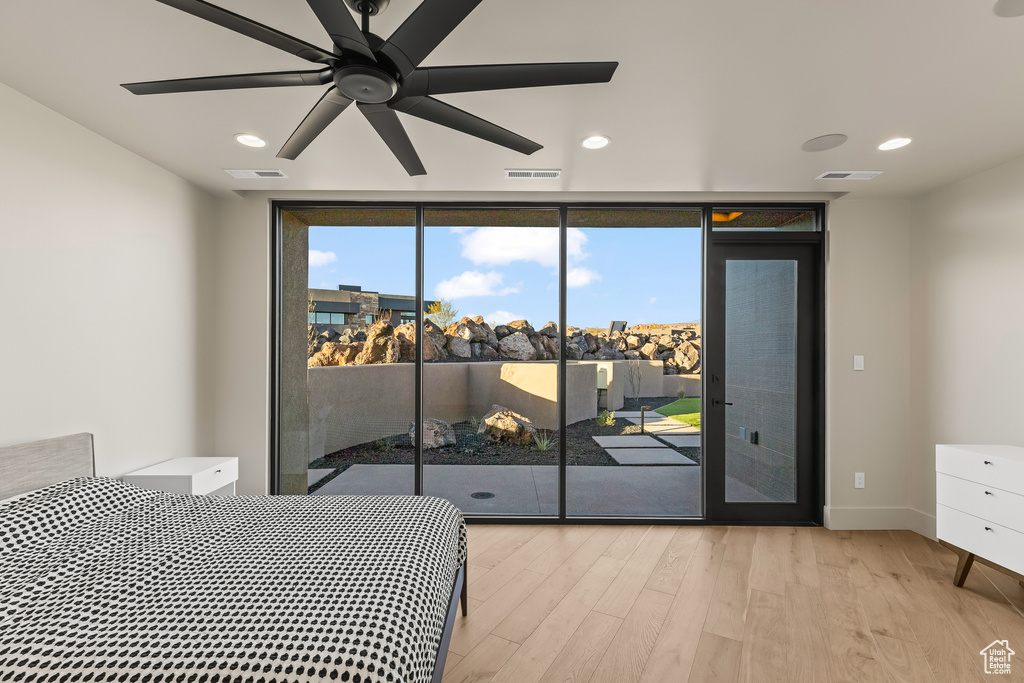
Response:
[815, 171, 883, 181]
[505, 169, 562, 179]
[224, 169, 288, 179]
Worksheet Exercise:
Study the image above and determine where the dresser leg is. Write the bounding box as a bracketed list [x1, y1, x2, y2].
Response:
[953, 551, 975, 587]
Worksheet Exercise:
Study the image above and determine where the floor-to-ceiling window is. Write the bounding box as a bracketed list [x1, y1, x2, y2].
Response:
[274, 203, 824, 524]
[563, 209, 703, 517]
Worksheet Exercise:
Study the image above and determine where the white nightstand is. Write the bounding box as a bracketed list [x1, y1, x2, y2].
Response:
[123, 457, 238, 495]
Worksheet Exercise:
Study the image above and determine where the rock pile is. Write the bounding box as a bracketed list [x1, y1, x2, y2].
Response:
[308, 317, 701, 375]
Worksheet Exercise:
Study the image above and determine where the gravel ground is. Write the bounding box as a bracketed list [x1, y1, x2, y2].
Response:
[308, 395, 698, 493]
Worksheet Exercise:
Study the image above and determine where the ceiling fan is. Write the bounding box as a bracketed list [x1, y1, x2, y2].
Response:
[122, 0, 619, 176]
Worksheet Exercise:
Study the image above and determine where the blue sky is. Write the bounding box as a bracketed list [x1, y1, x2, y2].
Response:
[309, 225, 702, 328]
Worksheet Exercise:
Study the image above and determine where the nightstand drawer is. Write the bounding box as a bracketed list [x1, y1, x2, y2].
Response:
[937, 504, 1024, 574]
[123, 457, 238, 495]
[937, 473, 1024, 533]
[936, 445, 1024, 494]
[192, 459, 237, 495]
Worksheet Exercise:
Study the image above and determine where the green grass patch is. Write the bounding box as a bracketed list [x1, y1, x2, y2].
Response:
[654, 397, 701, 429]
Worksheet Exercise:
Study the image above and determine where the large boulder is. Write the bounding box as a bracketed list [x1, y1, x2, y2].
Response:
[498, 331, 537, 360]
[538, 321, 559, 338]
[674, 341, 701, 373]
[394, 322, 417, 362]
[565, 336, 587, 360]
[411, 418, 456, 449]
[531, 335, 550, 360]
[626, 335, 641, 350]
[595, 344, 623, 361]
[506, 320, 536, 336]
[308, 341, 363, 367]
[421, 319, 449, 361]
[447, 334, 472, 358]
[448, 316, 489, 343]
[478, 405, 538, 445]
[639, 341, 659, 360]
[540, 335, 559, 359]
[584, 333, 598, 353]
[493, 324, 512, 340]
[354, 322, 399, 364]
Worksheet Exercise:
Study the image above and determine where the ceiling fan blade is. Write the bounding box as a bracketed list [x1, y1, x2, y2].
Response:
[357, 103, 426, 176]
[155, 0, 336, 63]
[422, 62, 619, 95]
[392, 96, 541, 155]
[122, 69, 333, 95]
[277, 87, 353, 160]
[305, 0, 375, 60]
[378, 0, 483, 77]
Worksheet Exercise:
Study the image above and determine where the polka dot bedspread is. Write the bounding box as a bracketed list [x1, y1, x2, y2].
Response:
[0, 477, 467, 682]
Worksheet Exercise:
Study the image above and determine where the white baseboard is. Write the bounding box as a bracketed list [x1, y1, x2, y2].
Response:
[824, 505, 934, 536]
[906, 507, 936, 540]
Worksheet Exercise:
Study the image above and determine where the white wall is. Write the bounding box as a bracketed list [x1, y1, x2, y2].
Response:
[825, 199, 916, 531]
[907, 156, 1024, 537]
[0, 83, 217, 479]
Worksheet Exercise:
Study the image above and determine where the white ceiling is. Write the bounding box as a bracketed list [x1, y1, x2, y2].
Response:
[3, 0, 1024, 198]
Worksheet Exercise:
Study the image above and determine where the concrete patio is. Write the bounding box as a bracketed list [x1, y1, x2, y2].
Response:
[312, 463, 703, 517]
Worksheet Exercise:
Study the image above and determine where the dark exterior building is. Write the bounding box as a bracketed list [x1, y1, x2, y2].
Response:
[308, 284, 435, 331]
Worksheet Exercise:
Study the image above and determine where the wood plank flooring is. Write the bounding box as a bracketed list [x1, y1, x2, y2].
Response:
[443, 526, 1024, 682]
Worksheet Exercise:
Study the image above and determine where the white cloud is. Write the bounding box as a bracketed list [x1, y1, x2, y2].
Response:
[566, 267, 601, 288]
[458, 227, 588, 268]
[309, 249, 337, 267]
[484, 310, 522, 326]
[434, 271, 519, 299]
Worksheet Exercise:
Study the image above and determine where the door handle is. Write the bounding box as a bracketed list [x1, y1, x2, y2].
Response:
[710, 398, 733, 407]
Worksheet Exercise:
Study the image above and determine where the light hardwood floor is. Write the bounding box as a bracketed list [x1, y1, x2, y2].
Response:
[442, 525, 1024, 682]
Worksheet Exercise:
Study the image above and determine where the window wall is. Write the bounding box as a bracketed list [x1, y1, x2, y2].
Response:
[274, 203, 823, 522]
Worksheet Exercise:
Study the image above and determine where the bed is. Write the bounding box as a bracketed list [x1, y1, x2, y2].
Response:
[0, 434, 467, 683]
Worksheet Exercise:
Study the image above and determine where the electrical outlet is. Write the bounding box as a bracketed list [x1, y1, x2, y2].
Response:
[853, 355, 865, 371]
[855, 472, 865, 489]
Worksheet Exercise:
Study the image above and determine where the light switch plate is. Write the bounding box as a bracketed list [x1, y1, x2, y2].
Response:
[853, 355, 865, 371]
[855, 472, 865, 489]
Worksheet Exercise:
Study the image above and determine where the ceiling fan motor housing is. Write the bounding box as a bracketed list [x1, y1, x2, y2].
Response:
[343, 0, 389, 16]
[333, 63, 399, 103]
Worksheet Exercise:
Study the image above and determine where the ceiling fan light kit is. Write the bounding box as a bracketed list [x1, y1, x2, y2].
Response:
[122, 0, 618, 176]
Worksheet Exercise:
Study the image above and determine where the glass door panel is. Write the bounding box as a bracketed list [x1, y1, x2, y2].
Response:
[724, 259, 797, 503]
[564, 210, 703, 517]
[422, 209, 560, 516]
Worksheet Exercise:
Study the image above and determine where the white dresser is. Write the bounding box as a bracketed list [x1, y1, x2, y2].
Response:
[123, 457, 238, 495]
[936, 444, 1024, 586]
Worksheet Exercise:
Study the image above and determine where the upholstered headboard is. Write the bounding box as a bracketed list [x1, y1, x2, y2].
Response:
[0, 433, 95, 499]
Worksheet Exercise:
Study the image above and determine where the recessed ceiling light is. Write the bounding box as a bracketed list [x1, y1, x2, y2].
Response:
[878, 137, 912, 151]
[801, 134, 848, 152]
[994, 0, 1024, 17]
[235, 133, 267, 148]
[581, 135, 610, 149]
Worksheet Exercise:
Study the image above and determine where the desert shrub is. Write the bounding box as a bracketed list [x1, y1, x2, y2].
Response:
[677, 386, 687, 400]
[534, 431, 557, 451]
[626, 358, 643, 399]
[596, 410, 615, 428]
[426, 299, 459, 328]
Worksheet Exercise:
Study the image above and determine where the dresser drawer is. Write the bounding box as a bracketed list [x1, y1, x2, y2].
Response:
[936, 445, 1024, 494]
[192, 458, 238, 495]
[937, 473, 1024, 533]
[937, 504, 1024, 574]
